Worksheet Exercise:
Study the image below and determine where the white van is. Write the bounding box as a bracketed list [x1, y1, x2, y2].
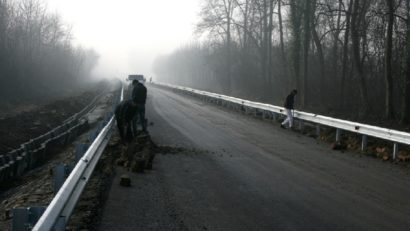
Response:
[127, 74, 145, 83]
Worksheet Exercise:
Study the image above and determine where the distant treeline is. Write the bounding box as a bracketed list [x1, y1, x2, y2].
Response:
[0, 0, 99, 105]
[153, 0, 410, 124]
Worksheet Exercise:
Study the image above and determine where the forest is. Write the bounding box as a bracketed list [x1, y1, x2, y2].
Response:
[0, 0, 99, 107]
[153, 0, 410, 125]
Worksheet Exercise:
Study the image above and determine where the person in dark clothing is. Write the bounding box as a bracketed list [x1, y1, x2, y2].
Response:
[131, 81, 147, 132]
[115, 99, 138, 141]
[281, 89, 297, 129]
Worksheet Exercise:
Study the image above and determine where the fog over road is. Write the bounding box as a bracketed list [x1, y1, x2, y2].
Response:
[100, 85, 410, 231]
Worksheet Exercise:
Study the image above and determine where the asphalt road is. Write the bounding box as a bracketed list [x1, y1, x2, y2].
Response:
[99, 85, 410, 231]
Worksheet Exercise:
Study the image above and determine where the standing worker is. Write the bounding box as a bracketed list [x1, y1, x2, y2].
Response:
[281, 89, 297, 129]
[132, 80, 147, 133]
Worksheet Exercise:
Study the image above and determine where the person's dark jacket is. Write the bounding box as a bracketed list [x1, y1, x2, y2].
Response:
[115, 100, 138, 141]
[132, 83, 147, 105]
[284, 94, 295, 109]
[115, 100, 138, 123]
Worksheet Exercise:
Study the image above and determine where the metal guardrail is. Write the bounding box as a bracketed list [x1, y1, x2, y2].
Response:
[62, 91, 104, 124]
[31, 83, 124, 231]
[0, 87, 110, 184]
[156, 82, 410, 159]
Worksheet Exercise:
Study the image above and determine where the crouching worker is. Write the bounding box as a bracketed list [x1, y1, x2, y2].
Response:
[115, 99, 138, 142]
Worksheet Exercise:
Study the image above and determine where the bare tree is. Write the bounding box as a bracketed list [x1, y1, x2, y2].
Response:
[402, 0, 410, 123]
[384, 0, 395, 119]
[289, 0, 303, 95]
[302, 0, 312, 107]
[311, 0, 325, 104]
[197, 0, 236, 93]
[340, 0, 354, 110]
[277, 0, 288, 86]
[351, 0, 370, 115]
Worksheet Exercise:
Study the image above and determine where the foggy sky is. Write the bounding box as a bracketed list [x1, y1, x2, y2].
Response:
[47, 0, 200, 81]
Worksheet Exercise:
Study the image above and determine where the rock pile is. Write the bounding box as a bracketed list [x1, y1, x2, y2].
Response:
[116, 134, 156, 174]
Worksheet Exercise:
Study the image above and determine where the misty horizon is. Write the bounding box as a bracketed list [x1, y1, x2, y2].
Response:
[47, 0, 201, 80]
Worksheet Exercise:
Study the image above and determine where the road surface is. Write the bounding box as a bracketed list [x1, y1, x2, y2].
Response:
[99, 85, 410, 231]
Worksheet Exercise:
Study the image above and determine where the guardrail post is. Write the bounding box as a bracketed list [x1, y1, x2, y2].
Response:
[12, 207, 46, 231]
[316, 125, 321, 137]
[272, 113, 277, 122]
[88, 130, 98, 142]
[361, 135, 368, 151]
[75, 143, 89, 163]
[53, 164, 73, 193]
[299, 120, 303, 131]
[54, 216, 66, 231]
[336, 129, 342, 142]
[393, 143, 399, 160]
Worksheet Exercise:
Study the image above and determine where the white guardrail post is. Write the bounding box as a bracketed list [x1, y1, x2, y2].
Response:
[32, 83, 123, 231]
[156, 82, 410, 159]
